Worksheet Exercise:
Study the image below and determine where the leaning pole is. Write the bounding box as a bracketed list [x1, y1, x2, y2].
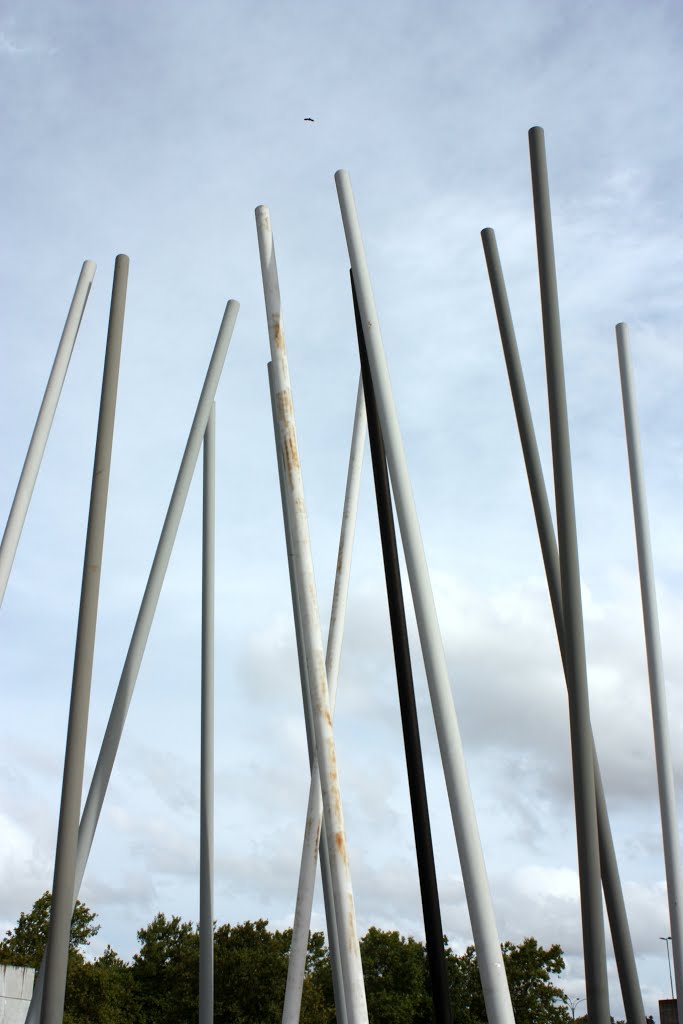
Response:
[256, 204, 369, 1024]
[617, 323, 683, 1024]
[0, 259, 96, 608]
[26, 299, 239, 1024]
[481, 226, 644, 1024]
[41, 255, 128, 1024]
[335, 169, 515, 1024]
[268, 363, 349, 1024]
[528, 126, 609, 1024]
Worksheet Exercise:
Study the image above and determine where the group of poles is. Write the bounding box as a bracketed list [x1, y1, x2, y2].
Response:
[0, 126, 680, 1024]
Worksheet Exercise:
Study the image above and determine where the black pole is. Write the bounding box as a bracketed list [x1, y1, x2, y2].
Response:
[351, 271, 454, 1024]
[481, 225, 645, 1024]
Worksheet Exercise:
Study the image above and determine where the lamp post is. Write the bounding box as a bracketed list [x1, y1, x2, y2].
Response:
[568, 996, 586, 1020]
[661, 936, 675, 1000]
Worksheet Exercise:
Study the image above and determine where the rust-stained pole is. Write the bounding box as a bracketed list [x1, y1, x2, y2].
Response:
[26, 299, 239, 1024]
[529, 126, 609, 1024]
[40, 256, 127, 1024]
[617, 322, 683, 1024]
[256, 204, 368, 1024]
[199, 404, 216, 1024]
[275, 374, 366, 1024]
[335, 169, 515, 1024]
[481, 227, 645, 1024]
[0, 259, 96, 608]
[353, 275, 453, 1024]
[268, 363, 349, 1024]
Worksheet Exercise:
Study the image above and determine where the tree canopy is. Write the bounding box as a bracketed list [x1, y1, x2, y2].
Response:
[0, 892, 573, 1024]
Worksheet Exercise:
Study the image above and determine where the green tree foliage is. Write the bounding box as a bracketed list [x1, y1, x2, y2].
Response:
[446, 936, 572, 1024]
[0, 890, 99, 969]
[359, 927, 432, 1024]
[0, 894, 573, 1024]
[131, 913, 199, 1024]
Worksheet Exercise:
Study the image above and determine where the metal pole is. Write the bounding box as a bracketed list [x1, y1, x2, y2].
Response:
[528, 126, 609, 1024]
[26, 299, 239, 1024]
[255, 204, 368, 1024]
[661, 938, 675, 1002]
[279, 375, 365, 1024]
[267, 363, 350, 1024]
[334, 170, 515, 1024]
[481, 227, 645, 1024]
[40, 255, 127, 1024]
[0, 260, 96, 608]
[353, 273, 453, 1024]
[618, 323, 683, 1023]
[199, 403, 215, 1024]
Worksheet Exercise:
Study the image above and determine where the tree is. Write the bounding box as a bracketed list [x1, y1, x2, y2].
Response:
[213, 918, 290, 1023]
[0, 891, 99, 969]
[131, 912, 198, 1024]
[446, 937, 571, 1024]
[359, 927, 432, 1024]
[63, 948, 141, 1024]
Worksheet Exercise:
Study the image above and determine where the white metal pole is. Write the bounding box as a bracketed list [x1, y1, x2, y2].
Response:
[256, 204, 368, 1024]
[481, 228, 644, 1024]
[41, 255, 128, 1024]
[335, 170, 515, 1024]
[267, 362, 347, 1024]
[617, 322, 683, 1024]
[25, 299, 239, 1024]
[277, 375, 366, 1024]
[0, 260, 96, 608]
[199, 403, 216, 1024]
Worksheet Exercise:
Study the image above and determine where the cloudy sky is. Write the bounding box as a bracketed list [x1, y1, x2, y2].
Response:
[1, 0, 682, 1018]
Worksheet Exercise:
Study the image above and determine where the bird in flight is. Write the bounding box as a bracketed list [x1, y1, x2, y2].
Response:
[304, 117, 315, 122]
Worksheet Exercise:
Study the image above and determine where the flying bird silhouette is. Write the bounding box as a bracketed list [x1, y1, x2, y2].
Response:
[304, 117, 315, 122]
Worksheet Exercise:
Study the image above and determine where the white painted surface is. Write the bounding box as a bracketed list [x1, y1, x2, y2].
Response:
[0, 966, 35, 1024]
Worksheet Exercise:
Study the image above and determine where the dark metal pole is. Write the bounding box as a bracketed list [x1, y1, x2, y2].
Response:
[41, 255, 128, 1024]
[481, 227, 645, 1024]
[199, 404, 215, 1024]
[528, 126, 610, 1024]
[352, 273, 453, 1024]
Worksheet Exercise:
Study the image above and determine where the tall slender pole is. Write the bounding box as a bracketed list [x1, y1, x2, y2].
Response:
[255, 204, 368, 1024]
[26, 299, 239, 1024]
[268, 364, 349, 1024]
[529, 126, 609, 1024]
[0, 260, 96, 608]
[353, 274, 453, 1024]
[279, 376, 366, 1024]
[618, 324, 683, 1024]
[334, 170, 515, 1024]
[481, 227, 645, 1024]
[199, 404, 216, 1024]
[40, 256, 127, 1024]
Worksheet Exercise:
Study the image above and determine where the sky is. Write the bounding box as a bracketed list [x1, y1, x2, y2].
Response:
[1, 0, 682, 1018]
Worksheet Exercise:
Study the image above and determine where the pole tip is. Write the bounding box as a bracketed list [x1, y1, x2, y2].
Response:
[481, 227, 495, 241]
[529, 125, 544, 139]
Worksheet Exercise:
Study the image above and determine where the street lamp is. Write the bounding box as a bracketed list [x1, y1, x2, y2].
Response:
[567, 996, 586, 1020]
[660, 936, 675, 1000]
